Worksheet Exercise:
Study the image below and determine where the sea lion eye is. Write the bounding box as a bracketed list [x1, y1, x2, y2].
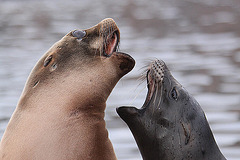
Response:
[171, 87, 178, 100]
[72, 30, 86, 40]
[44, 55, 53, 67]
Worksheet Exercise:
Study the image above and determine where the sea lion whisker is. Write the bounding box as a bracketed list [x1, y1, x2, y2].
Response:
[109, 23, 113, 37]
[138, 79, 146, 87]
[129, 76, 148, 104]
[129, 85, 146, 106]
[137, 74, 147, 83]
[153, 81, 157, 105]
[157, 83, 163, 109]
[102, 22, 116, 57]
[99, 28, 103, 56]
[101, 23, 108, 56]
[116, 41, 120, 52]
[143, 58, 156, 65]
[136, 68, 149, 85]
[104, 30, 107, 55]
[139, 67, 149, 76]
[151, 82, 158, 116]
[139, 64, 150, 73]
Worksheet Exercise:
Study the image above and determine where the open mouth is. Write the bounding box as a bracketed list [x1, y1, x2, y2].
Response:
[142, 70, 156, 107]
[103, 30, 119, 57]
[142, 60, 165, 108]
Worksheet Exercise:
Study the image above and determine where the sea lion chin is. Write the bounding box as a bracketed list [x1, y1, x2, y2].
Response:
[117, 59, 226, 160]
[0, 18, 135, 160]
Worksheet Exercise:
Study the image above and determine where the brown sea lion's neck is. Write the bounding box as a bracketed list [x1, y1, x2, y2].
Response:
[10, 69, 117, 159]
[4, 106, 116, 160]
[8, 89, 116, 160]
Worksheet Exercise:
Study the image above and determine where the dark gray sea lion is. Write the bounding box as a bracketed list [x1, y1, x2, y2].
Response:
[0, 18, 135, 160]
[117, 59, 226, 160]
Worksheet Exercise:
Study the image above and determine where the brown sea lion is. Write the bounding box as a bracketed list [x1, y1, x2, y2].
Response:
[0, 18, 135, 160]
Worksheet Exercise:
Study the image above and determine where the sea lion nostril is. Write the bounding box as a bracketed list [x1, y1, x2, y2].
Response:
[72, 30, 86, 39]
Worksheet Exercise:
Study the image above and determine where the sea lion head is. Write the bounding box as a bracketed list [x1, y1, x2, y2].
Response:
[117, 59, 224, 160]
[19, 18, 135, 112]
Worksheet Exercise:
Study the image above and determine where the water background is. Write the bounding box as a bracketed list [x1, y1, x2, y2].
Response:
[0, 0, 240, 159]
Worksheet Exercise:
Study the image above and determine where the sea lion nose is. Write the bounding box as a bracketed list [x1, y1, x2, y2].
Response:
[72, 30, 86, 39]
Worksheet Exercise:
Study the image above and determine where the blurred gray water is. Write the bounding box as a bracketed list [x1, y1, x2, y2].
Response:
[0, 0, 240, 159]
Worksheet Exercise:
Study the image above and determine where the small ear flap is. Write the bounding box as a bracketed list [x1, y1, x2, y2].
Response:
[116, 106, 139, 123]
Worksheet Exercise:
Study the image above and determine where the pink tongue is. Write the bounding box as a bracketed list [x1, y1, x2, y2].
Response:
[106, 33, 117, 56]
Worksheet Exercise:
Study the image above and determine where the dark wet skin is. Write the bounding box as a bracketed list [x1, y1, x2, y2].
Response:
[117, 59, 226, 160]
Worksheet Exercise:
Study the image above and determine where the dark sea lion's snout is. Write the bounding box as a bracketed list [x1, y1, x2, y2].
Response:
[117, 59, 178, 120]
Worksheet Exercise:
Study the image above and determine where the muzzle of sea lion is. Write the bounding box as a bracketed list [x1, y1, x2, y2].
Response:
[116, 59, 174, 122]
[143, 60, 166, 108]
[99, 18, 120, 57]
[70, 18, 120, 58]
